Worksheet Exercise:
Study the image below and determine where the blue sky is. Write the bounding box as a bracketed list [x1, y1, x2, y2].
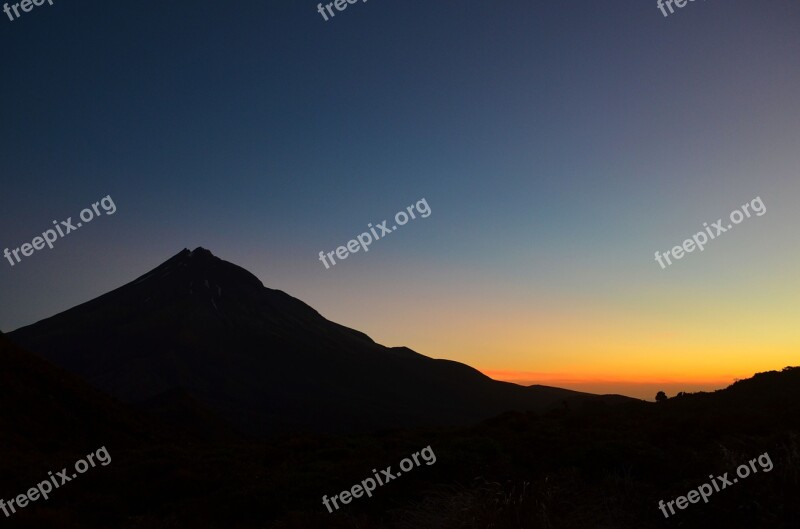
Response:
[2, 0, 799, 397]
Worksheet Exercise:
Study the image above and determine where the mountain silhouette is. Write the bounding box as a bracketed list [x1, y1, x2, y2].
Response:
[3, 275, 798, 528]
[8, 248, 631, 434]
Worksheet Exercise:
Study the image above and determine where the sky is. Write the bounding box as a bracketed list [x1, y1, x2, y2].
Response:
[1, 0, 799, 400]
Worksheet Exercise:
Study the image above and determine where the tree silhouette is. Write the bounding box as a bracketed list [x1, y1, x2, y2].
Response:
[655, 391, 667, 403]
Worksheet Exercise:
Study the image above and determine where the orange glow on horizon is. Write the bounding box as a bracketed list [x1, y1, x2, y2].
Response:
[480, 369, 739, 385]
[478, 368, 770, 400]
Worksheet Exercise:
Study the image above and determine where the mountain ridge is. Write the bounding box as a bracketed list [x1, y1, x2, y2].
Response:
[9, 247, 632, 435]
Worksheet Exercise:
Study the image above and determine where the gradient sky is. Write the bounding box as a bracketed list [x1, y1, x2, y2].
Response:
[2, 0, 799, 399]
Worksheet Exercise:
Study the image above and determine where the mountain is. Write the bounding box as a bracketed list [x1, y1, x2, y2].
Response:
[8, 248, 632, 435]
[0, 330, 153, 455]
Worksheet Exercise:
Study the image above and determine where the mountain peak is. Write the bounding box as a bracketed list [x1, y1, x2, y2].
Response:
[170, 247, 217, 263]
[188, 247, 215, 258]
[133, 247, 263, 292]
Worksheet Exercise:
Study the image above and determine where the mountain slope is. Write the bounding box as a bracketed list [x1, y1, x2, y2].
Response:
[9, 248, 631, 434]
[0, 330, 154, 455]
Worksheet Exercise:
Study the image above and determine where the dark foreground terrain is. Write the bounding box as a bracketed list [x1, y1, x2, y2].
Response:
[2, 329, 798, 529]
